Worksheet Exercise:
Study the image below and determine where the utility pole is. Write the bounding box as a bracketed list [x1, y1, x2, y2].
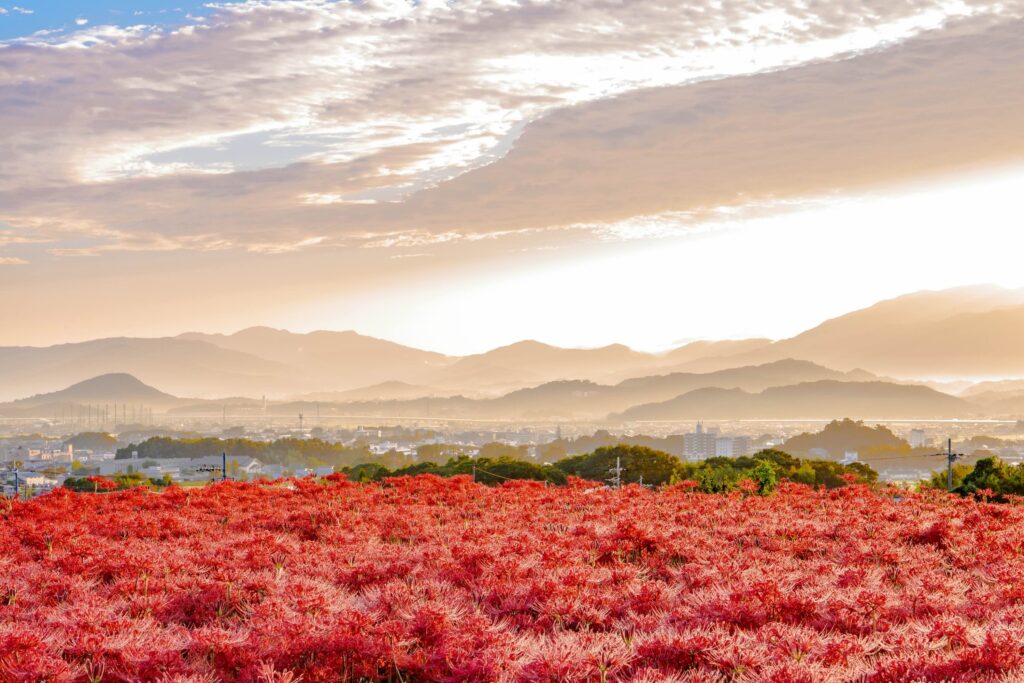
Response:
[299, 413, 304, 432]
[222, 452, 227, 481]
[607, 456, 623, 489]
[8, 466, 19, 499]
[932, 438, 964, 492]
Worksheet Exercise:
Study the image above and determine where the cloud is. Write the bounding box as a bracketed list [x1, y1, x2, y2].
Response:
[0, 228, 40, 264]
[0, 0, 1021, 260]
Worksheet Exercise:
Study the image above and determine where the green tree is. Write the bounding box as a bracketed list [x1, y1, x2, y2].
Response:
[693, 463, 743, 493]
[537, 441, 567, 463]
[468, 457, 566, 485]
[791, 462, 816, 486]
[958, 457, 1008, 496]
[922, 463, 973, 491]
[752, 460, 778, 496]
[555, 445, 680, 486]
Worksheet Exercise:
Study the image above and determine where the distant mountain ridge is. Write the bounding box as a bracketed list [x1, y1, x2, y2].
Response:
[675, 285, 1024, 376]
[13, 373, 180, 407]
[239, 359, 876, 421]
[0, 337, 293, 402]
[298, 381, 450, 403]
[3, 285, 1024, 402]
[179, 327, 453, 389]
[0, 368, 987, 422]
[611, 380, 973, 421]
[0, 373, 186, 418]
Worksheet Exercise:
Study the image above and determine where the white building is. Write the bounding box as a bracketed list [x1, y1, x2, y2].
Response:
[22, 475, 59, 489]
[684, 422, 719, 460]
[909, 429, 926, 448]
[714, 436, 753, 458]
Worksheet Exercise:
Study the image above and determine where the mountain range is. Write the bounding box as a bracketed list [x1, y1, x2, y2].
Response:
[0, 373, 185, 418]
[3, 286, 1024, 413]
[0, 362, 996, 423]
[668, 286, 1024, 376]
[610, 381, 972, 422]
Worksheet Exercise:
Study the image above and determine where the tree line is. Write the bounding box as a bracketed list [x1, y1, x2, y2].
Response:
[107, 437, 877, 493]
[116, 436, 380, 468]
[923, 456, 1024, 500]
[339, 444, 876, 493]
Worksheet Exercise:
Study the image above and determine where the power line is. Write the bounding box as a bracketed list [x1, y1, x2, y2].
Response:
[929, 438, 965, 491]
[471, 465, 556, 485]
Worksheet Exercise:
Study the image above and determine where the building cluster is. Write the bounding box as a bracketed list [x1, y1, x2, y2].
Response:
[0, 438, 114, 496]
[1, 439, 75, 464]
[0, 452, 342, 497]
[95, 454, 266, 481]
[10, 419, 1024, 496]
[682, 422, 753, 461]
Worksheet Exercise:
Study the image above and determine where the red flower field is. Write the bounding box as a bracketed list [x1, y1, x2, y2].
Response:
[3, 475, 1024, 682]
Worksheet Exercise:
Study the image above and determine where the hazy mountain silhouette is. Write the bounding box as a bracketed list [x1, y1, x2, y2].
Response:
[611, 380, 974, 421]
[954, 381, 1024, 416]
[180, 332, 666, 395]
[962, 379, 1024, 398]
[298, 381, 448, 402]
[782, 418, 908, 456]
[252, 361, 891, 421]
[180, 327, 453, 388]
[0, 338, 293, 401]
[0, 373, 186, 417]
[663, 339, 774, 363]
[427, 340, 662, 393]
[472, 359, 876, 419]
[1, 369, 981, 423]
[673, 286, 1024, 376]
[13, 373, 180, 406]
[624, 339, 775, 376]
[6, 286, 1024, 401]
[957, 379, 1024, 415]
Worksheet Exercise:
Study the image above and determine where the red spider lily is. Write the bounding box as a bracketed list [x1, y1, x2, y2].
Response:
[84, 475, 119, 492]
[2, 476, 1024, 680]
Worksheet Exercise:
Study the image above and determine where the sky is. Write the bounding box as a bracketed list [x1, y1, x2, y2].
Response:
[2, 0, 1023, 354]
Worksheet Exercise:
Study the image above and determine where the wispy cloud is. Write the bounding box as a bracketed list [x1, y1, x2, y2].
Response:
[0, 0, 1021, 260]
